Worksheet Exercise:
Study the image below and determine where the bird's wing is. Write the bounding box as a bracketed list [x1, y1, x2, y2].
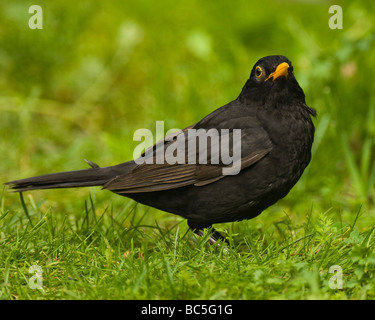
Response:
[104, 105, 272, 193]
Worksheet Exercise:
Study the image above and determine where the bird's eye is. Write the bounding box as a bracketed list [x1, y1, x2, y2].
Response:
[255, 66, 263, 79]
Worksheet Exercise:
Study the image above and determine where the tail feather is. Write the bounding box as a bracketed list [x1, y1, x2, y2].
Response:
[4, 162, 133, 192]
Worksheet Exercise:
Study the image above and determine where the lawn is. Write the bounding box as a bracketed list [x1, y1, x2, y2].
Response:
[0, 0, 374, 300]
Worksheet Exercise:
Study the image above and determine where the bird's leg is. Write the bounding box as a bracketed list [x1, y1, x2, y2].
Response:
[188, 222, 229, 245]
[192, 228, 219, 245]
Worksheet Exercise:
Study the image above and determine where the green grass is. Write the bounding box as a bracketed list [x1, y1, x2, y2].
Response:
[1, 191, 375, 299]
[1, 0, 375, 300]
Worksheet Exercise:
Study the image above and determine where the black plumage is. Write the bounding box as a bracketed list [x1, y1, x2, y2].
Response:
[5, 55, 316, 238]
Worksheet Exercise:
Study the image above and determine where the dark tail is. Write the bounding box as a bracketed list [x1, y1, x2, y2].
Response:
[5, 161, 133, 192]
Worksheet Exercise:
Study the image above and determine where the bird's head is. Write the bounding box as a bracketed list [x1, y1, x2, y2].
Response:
[250, 55, 293, 84]
[240, 55, 306, 105]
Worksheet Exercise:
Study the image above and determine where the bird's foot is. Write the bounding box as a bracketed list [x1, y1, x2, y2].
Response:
[188, 223, 229, 246]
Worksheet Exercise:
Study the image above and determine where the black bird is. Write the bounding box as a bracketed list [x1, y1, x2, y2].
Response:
[5, 55, 316, 240]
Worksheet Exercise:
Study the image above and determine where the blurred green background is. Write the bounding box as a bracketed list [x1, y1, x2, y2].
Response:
[1, 0, 374, 228]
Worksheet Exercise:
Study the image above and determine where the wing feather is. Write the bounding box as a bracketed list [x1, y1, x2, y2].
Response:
[104, 107, 273, 193]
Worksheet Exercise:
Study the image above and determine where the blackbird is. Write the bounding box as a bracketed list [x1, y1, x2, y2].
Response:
[5, 55, 316, 240]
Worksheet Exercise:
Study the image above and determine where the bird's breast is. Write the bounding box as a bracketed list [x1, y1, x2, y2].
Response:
[258, 106, 314, 182]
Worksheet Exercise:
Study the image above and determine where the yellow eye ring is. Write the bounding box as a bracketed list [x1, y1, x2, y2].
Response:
[255, 66, 263, 79]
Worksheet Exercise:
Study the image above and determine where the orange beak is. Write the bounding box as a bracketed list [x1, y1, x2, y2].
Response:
[265, 62, 289, 82]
